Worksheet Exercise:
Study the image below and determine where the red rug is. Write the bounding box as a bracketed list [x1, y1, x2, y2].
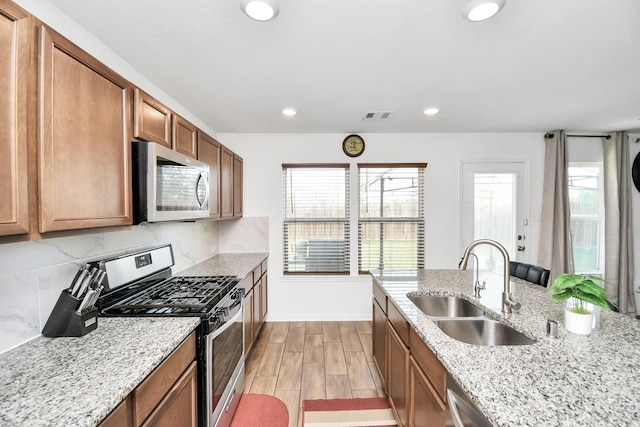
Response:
[302, 397, 397, 427]
[230, 394, 289, 427]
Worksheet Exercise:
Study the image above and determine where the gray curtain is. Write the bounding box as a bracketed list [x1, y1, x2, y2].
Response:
[538, 130, 575, 284]
[603, 132, 636, 316]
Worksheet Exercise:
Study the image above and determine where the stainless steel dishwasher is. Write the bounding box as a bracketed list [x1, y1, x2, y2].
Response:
[446, 373, 493, 427]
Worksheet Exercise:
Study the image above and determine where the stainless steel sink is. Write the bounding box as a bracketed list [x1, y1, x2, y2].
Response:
[408, 295, 485, 318]
[433, 318, 536, 346]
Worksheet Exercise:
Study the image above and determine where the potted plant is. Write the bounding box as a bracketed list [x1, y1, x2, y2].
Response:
[548, 274, 616, 335]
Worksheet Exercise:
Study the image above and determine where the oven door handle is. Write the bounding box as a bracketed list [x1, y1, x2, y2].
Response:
[210, 301, 243, 339]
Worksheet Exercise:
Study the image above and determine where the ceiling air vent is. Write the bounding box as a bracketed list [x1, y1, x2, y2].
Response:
[363, 111, 393, 121]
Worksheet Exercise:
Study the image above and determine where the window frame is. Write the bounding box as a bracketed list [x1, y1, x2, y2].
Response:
[568, 162, 605, 277]
[282, 163, 351, 275]
[357, 163, 427, 274]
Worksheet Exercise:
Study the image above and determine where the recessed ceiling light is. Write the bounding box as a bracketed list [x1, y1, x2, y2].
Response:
[282, 108, 296, 116]
[241, 0, 279, 21]
[424, 107, 440, 116]
[463, 0, 505, 22]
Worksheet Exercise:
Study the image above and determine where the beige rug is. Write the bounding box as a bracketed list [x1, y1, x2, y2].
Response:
[302, 397, 397, 427]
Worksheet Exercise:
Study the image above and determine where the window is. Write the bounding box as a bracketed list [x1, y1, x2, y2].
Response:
[282, 164, 350, 274]
[568, 164, 604, 276]
[358, 164, 426, 272]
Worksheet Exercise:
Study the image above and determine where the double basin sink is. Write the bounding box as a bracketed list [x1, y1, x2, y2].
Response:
[408, 295, 536, 346]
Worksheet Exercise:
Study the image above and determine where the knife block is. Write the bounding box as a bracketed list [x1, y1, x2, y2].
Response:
[42, 289, 98, 338]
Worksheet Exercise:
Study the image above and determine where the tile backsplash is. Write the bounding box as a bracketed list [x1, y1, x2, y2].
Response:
[0, 217, 268, 354]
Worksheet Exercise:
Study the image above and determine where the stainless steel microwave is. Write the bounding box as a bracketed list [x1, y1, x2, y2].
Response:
[132, 141, 210, 224]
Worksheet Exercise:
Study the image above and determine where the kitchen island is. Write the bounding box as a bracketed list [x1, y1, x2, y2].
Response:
[371, 269, 640, 426]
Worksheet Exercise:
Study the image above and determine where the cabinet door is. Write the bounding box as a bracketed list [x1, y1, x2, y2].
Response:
[99, 395, 134, 427]
[220, 145, 234, 218]
[232, 154, 243, 217]
[252, 276, 262, 338]
[197, 131, 221, 218]
[172, 114, 197, 159]
[387, 322, 409, 427]
[372, 299, 387, 389]
[259, 270, 267, 323]
[244, 286, 254, 356]
[409, 356, 446, 427]
[133, 88, 171, 148]
[141, 361, 198, 427]
[38, 25, 132, 232]
[0, 1, 29, 236]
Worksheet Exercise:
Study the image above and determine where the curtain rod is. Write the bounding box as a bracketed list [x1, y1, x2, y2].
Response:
[544, 132, 611, 140]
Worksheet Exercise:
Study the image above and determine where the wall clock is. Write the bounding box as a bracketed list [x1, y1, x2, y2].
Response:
[342, 134, 365, 157]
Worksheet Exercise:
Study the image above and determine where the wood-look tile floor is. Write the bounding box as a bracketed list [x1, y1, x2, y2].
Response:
[243, 321, 385, 427]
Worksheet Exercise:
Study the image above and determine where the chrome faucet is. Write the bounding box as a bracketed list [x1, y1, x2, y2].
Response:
[459, 239, 521, 314]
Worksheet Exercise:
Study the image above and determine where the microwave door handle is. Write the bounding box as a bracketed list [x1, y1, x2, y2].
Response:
[195, 172, 209, 208]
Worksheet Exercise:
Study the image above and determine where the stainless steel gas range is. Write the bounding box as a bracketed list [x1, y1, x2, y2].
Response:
[95, 244, 244, 427]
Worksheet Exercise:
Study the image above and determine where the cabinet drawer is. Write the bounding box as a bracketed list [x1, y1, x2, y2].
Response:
[388, 302, 409, 346]
[373, 281, 387, 315]
[134, 332, 196, 424]
[409, 327, 446, 402]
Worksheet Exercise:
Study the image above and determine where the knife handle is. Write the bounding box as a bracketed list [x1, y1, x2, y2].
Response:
[71, 269, 88, 296]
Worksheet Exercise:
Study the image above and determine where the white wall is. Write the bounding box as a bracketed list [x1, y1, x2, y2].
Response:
[218, 133, 547, 321]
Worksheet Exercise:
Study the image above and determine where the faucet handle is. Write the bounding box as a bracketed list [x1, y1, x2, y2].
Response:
[505, 293, 521, 312]
[474, 280, 486, 298]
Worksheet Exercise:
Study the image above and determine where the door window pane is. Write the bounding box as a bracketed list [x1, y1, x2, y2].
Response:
[473, 173, 516, 272]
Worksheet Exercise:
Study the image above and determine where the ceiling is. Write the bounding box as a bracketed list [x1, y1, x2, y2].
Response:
[46, 0, 640, 134]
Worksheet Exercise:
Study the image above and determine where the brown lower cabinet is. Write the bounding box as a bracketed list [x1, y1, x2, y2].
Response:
[372, 281, 447, 427]
[99, 332, 197, 427]
[387, 322, 409, 427]
[244, 261, 268, 357]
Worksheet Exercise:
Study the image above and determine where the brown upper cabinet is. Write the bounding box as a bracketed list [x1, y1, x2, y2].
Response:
[173, 114, 198, 159]
[133, 88, 171, 149]
[220, 145, 234, 218]
[0, 0, 30, 237]
[37, 25, 132, 232]
[233, 154, 243, 218]
[0, 5, 244, 241]
[197, 131, 221, 218]
[220, 147, 243, 219]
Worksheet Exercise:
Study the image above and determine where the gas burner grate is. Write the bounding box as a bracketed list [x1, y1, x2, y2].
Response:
[104, 275, 239, 315]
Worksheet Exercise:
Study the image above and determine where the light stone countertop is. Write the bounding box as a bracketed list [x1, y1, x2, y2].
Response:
[0, 252, 268, 427]
[371, 269, 640, 427]
[0, 317, 200, 427]
[176, 252, 268, 281]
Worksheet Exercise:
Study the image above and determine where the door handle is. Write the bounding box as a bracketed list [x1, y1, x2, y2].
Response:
[517, 245, 525, 251]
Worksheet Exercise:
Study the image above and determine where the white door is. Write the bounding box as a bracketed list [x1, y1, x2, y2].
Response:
[461, 162, 527, 273]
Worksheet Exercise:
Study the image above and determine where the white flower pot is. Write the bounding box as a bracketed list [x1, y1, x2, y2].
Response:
[564, 308, 593, 335]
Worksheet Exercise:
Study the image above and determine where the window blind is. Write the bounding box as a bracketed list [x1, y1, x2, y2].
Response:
[358, 164, 426, 272]
[282, 164, 350, 274]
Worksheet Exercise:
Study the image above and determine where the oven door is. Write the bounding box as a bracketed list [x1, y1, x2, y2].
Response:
[206, 291, 244, 427]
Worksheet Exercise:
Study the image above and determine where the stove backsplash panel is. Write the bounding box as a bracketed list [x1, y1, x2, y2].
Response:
[0, 221, 220, 353]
